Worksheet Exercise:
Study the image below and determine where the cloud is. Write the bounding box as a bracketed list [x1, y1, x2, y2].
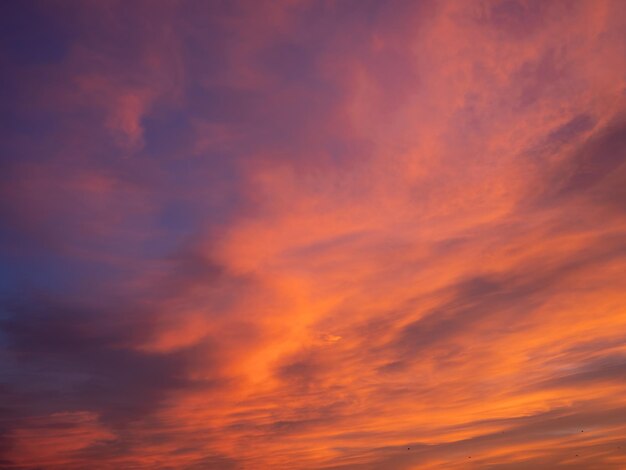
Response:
[1, 0, 626, 468]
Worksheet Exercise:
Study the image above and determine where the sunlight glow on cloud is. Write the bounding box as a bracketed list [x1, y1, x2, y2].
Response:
[1, 1, 626, 468]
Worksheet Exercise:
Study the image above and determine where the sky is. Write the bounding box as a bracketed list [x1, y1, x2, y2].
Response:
[1, 0, 626, 468]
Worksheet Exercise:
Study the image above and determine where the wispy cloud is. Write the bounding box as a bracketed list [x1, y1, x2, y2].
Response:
[1, 0, 626, 468]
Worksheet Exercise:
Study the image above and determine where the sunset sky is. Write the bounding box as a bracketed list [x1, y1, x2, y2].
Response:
[1, 1, 626, 468]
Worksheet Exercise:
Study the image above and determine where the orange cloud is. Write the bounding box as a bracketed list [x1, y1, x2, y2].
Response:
[1, 0, 625, 468]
